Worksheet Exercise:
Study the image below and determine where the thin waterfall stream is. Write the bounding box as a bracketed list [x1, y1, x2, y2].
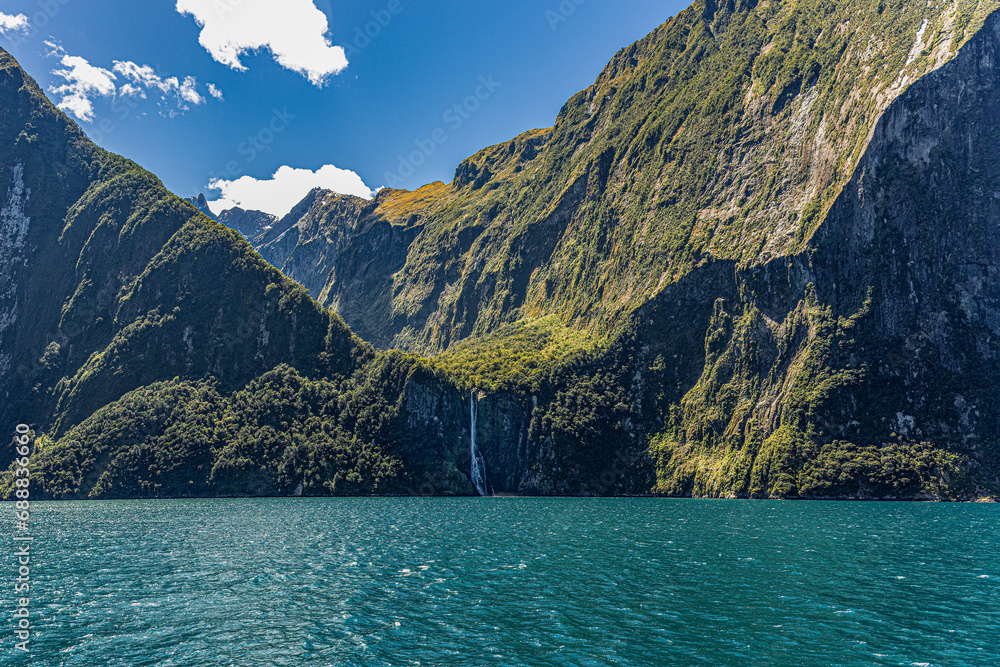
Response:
[470, 392, 490, 496]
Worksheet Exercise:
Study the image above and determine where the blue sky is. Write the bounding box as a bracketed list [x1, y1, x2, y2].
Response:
[0, 0, 687, 216]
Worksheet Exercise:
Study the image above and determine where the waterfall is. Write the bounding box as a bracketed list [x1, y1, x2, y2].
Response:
[469, 392, 490, 496]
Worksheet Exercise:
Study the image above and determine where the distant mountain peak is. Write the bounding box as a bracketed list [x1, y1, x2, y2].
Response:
[186, 193, 216, 221]
[215, 205, 278, 242]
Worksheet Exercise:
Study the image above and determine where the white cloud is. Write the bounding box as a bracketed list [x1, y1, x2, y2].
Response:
[114, 61, 206, 110]
[48, 46, 117, 123]
[175, 0, 348, 85]
[207, 83, 224, 101]
[112, 61, 162, 93]
[208, 165, 372, 217]
[0, 12, 29, 37]
[43, 45, 220, 123]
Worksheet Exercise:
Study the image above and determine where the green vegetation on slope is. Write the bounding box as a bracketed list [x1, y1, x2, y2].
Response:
[0, 46, 360, 470]
[269, 0, 1000, 356]
[3, 369, 406, 499]
[432, 316, 597, 392]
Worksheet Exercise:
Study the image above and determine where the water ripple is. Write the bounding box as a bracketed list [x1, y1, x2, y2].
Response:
[4, 498, 998, 666]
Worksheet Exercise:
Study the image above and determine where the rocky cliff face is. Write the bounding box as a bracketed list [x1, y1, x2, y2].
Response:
[219, 206, 277, 241]
[233, 0, 1000, 498]
[628, 5, 1000, 498]
[255, 0, 1000, 357]
[242, 186, 428, 345]
[254, 189, 382, 304]
[0, 163, 30, 380]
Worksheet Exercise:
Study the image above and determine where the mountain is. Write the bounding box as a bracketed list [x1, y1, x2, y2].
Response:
[0, 52, 361, 442]
[240, 0, 1000, 498]
[255, 1, 1000, 356]
[187, 193, 279, 241]
[0, 48, 468, 498]
[185, 193, 216, 220]
[218, 205, 277, 241]
[6, 0, 1000, 500]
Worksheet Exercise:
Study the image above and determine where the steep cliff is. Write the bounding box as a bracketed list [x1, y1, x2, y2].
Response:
[231, 0, 1000, 499]
[258, 0, 1000, 355]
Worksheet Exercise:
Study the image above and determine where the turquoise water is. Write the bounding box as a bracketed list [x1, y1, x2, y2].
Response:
[3, 499, 999, 666]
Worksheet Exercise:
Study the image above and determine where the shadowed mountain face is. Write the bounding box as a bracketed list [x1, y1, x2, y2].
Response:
[186, 194, 279, 241]
[185, 193, 216, 220]
[218, 207, 278, 241]
[6, 0, 1000, 500]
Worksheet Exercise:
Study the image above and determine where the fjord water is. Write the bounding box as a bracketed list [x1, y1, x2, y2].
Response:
[8, 500, 998, 666]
